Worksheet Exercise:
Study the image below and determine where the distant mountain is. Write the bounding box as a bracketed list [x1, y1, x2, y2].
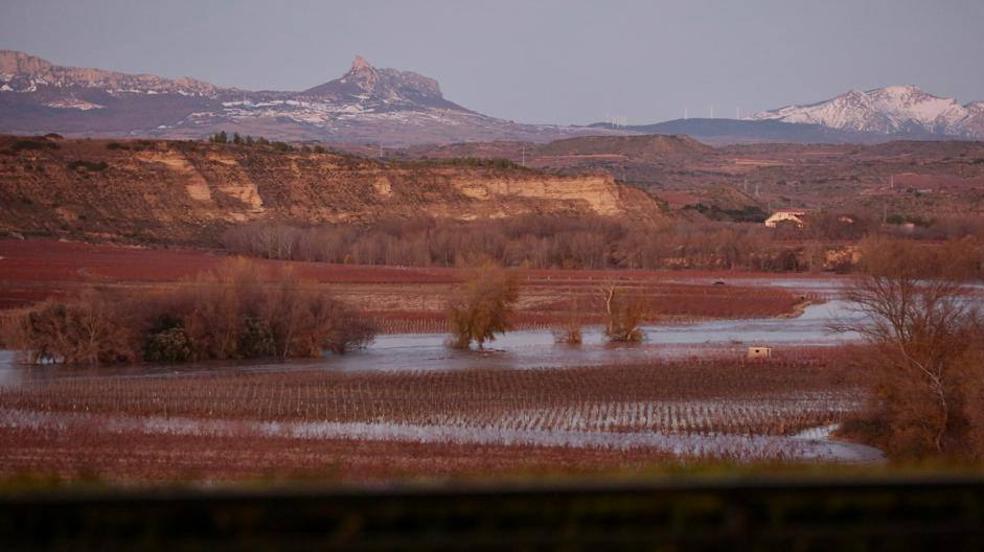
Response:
[591, 85, 984, 145]
[0, 50, 621, 145]
[750, 85, 984, 139]
[589, 118, 892, 145]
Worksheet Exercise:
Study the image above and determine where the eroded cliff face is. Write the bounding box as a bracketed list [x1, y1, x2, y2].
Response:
[0, 136, 664, 243]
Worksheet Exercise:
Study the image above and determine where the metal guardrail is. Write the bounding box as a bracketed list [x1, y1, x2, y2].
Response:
[1, 476, 982, 549]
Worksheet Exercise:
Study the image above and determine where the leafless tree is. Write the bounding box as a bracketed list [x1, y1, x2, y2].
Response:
[553, 293, 584, 345]
[836, 237, 982, 457]
[601, 282, 644, 343]
[447, 263, 520, 349]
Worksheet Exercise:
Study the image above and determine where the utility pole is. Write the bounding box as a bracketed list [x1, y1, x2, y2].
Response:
[521, 144, 526, 167]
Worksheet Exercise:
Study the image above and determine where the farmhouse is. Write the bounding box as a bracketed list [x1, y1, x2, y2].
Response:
[764, 210, 808, 228]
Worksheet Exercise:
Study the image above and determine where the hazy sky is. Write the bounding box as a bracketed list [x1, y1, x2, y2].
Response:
[2, 0, 983, 124]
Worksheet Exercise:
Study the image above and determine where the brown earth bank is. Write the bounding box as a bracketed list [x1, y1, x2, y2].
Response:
[0, 239, 808, 331]
[401, 136, 984, 220]
[0, 135, 665, 245]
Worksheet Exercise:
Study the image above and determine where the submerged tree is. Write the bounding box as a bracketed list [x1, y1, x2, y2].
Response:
[447, 263, 520, 349]
[553, 294, 584, 345]
[2, 259, 377, 365]
[601, 282, 645, 343]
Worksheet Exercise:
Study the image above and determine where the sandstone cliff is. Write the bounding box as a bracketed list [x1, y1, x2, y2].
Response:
[0, 136, 664, 244]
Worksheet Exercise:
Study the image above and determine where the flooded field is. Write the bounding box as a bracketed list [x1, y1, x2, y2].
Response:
[0, 276, 886, 480]
[325, 298, 864, 374]
[0, 296, 864, 382]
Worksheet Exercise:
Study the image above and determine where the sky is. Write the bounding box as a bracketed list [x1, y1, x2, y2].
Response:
[1, 0, 983, 125]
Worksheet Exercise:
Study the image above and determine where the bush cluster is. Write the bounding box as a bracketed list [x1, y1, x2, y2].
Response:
[1, 259, 376, 365]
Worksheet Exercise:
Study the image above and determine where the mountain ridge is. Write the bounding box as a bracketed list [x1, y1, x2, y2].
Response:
[750, 85, 984, 138]
[3, 50, 982, 145]
[0, 50, 620, 145]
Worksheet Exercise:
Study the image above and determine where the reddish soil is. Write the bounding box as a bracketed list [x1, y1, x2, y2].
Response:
[0, 352, 863, 482]
[0, 239, 807, 329]
[0, 428, 671, 483]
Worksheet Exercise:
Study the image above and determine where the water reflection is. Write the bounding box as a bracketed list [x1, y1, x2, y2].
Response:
[0, 297, 867, 384]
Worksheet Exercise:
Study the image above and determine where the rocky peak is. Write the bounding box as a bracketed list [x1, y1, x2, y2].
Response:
[0, 50, 54, 76]
[303, 55, 454, 111]
[342, 55, 379, 90]
[350, 55, 372, 72]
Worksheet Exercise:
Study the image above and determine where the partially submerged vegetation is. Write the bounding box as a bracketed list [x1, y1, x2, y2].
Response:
[601, 283, 645, 343]
[0, 259, 376, 365]
[840, 237, 984, 461]
[447, 263, 520, 349]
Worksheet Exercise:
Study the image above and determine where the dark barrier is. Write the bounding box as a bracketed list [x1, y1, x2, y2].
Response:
[1, 476, 983, 549]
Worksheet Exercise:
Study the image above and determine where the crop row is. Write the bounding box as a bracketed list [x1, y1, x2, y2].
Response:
[0, 356, 866, 440]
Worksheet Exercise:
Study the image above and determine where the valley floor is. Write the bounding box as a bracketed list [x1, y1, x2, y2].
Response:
[0, 239, 820, 332]
[0, 353, 880, 483]
[0, 239, 878, 483]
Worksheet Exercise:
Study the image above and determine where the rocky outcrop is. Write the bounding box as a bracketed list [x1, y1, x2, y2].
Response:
[0, 136, 665, 244]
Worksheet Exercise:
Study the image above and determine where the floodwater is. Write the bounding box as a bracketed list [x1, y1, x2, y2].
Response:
[0, 300, 864, 381]
[0, 409, 884, 463]
[0, 277, 888, 463]
[0, 280, 865, 381]
[321, 298, 865, 374]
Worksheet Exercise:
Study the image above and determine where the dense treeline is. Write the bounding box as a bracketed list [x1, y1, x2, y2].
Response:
[1, 259, 376, 365]
[220, 216, 799, 271]
[219, 213, 984, 273]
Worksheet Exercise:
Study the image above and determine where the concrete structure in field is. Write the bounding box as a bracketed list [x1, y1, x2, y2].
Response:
[764, 209, 807, 228]
[747, 346, 773, 360]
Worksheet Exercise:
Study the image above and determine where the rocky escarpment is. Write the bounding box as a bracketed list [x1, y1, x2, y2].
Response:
[0, 135, 664, 244]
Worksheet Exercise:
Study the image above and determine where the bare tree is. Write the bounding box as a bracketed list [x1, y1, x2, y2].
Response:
[4, 287, 137, 365]
[601, 282, 644, 343]
[447, 263, 520, 349]
[838, 237, 982, 457]
[553, 293, 584, 345]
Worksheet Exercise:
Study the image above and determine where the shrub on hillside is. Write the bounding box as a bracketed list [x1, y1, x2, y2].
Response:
[68, 160, 109, 172]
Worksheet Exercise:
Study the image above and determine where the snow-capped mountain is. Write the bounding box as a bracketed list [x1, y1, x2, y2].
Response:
[0, 50, 618, 145]
[751, 85, 984, 139]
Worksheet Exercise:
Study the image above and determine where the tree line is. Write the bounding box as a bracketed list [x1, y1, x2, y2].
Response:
[221, 214, 984, 274]
[221, 214, 930, 273]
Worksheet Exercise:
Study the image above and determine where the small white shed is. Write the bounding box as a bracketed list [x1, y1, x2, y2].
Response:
[747, 346, 773, 360]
